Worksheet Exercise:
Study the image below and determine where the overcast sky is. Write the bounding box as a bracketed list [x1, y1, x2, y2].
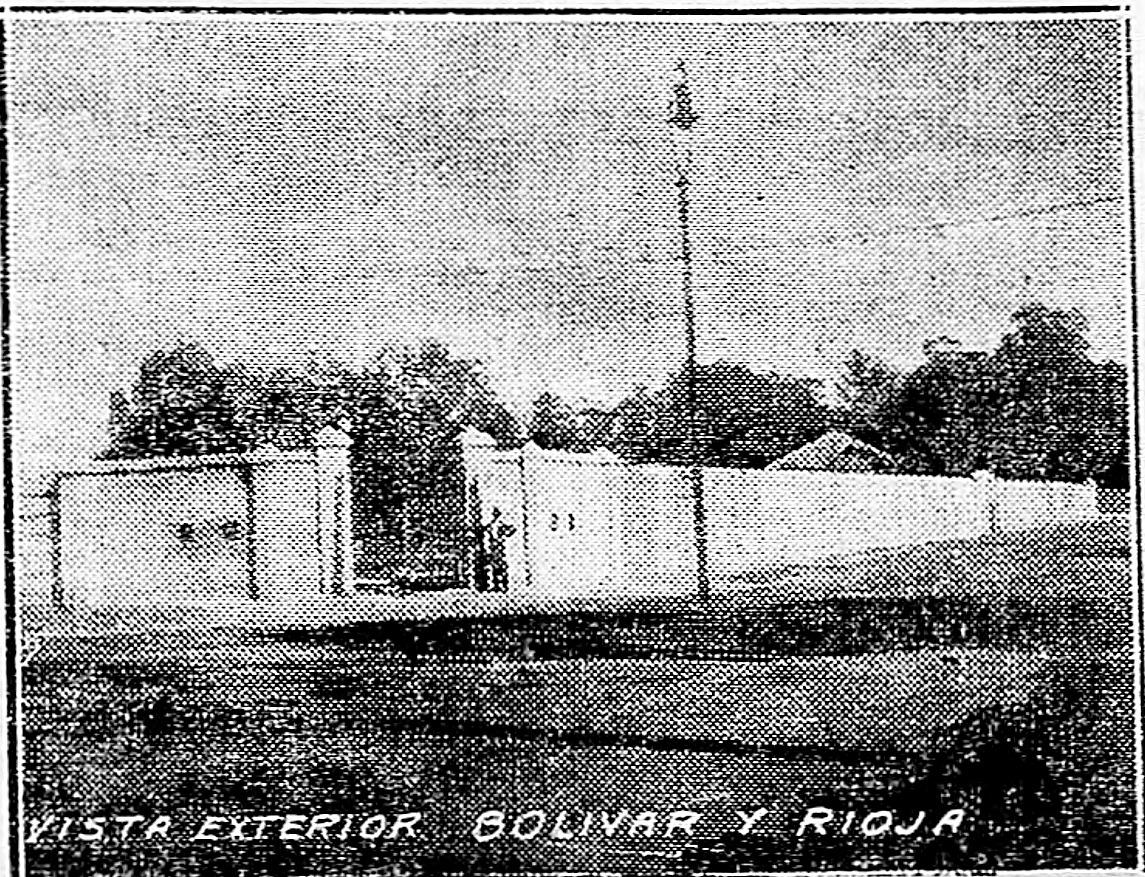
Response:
[8, 13, 1129, 480]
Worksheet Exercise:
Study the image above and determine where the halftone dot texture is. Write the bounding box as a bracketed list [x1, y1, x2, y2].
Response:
[6, 17, 1129, 478]
[8, 13, 1137, 877]
[20, 522, 1139, 872]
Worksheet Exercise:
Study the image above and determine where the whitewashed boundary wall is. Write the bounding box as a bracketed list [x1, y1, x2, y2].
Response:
[982, 475, 1101, 531]
[459, 429, 530, 591]
[26, 427, 353, 608]
[704, 468, 984, 578]
[459, 430, 697, 597]
[459, 430, 1101, 598]
[14, 491, 56, 607]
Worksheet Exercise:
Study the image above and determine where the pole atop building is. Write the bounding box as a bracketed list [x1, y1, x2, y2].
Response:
[669, 60, 710, 601]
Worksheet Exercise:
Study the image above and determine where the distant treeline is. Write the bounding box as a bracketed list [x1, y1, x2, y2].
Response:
[571, 303, 1127, 486]
[103, 304, 1129, 572]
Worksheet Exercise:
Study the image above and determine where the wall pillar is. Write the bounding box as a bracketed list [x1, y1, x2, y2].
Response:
[519, 440, 543, 594]
[457, 428, 498, 589]
[972, 469, 998, 535]
[1084, 478, 1100, 518]
[315, 426, 354, 595]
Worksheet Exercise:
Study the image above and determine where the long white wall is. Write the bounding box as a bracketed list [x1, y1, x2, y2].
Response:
[704, 468, 986, 579]
[460, 433, 1102, 598]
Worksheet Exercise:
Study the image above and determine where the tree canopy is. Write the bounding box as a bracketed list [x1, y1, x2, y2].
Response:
[605, 362, 835, 467]
[104, 304, 1129, 573]
[107, 345, 252, 458]
[837, 306, 1128, 484]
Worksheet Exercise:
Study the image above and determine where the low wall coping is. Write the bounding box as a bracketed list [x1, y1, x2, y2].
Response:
[55, 448, 314, 479]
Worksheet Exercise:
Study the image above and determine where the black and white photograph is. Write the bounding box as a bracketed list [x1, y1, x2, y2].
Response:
[4, 2, 1141, 874]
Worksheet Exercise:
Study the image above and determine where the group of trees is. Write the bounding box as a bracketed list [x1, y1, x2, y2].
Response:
[526, 305, 1128, 486]
[103, 304, 1129, 573]
[547, 364, 834, 468]
[526, 366, 832, 468]
[836, 305, 1128, 485]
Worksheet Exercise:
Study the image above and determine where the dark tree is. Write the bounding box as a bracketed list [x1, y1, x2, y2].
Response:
[849, 306, 1131, 483]
[240, 357, 355, 450]
[527, 391, 577, 450]
[568, 407, 616, 453]
[981, 305, 1126, 482]
[837, 349, 900, 441]
[105, 344, 252, 458]
[611, 361, 834, 468]
[607, 387, 660, 463]
[105, 389, 134, 459]
[887, 341, 990, 476]
[350, 341, 519, 573]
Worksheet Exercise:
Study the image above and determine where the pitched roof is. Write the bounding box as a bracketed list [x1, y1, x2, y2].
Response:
[765, 430, 897, 473]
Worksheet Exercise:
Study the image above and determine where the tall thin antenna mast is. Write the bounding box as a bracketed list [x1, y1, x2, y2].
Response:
[668, 60, 709, 601]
